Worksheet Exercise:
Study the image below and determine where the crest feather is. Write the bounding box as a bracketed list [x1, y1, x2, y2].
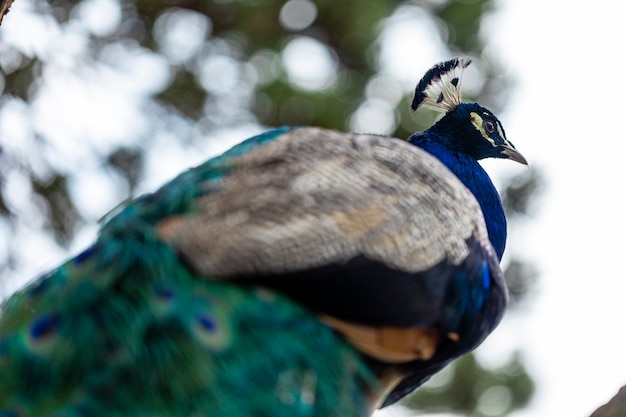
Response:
[411, 58, 471, 113]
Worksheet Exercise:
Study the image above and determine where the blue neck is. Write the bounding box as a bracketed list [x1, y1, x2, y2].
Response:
[409, 132, 507, 259]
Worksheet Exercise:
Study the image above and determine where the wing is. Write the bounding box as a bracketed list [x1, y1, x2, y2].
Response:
[158, 127, 491, 277]
[155, 127, 507, 364]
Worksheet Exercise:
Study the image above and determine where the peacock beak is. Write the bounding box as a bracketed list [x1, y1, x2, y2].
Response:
[501, 144, 528, 166]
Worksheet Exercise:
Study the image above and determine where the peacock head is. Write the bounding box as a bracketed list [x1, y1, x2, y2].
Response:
[412, 58, 527, 166]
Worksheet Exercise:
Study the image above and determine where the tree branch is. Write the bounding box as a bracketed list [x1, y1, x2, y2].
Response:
[0, 0, 14, 25]
[591, 385, 626, 417]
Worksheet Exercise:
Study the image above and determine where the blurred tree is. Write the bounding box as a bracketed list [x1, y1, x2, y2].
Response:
[404, 353, 534, 416]
[0, 0, 544, 415]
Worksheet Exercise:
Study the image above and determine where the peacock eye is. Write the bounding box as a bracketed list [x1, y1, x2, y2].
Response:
[483, 120, 495, 134]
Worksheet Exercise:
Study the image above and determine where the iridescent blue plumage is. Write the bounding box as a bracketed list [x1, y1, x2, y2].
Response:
[409, 107, 508, 258]
[0, 59, 525, 416]
[410, 87, 525, 260]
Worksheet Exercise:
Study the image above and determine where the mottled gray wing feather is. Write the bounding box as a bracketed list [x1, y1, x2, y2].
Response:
[157, 127, 496, 278]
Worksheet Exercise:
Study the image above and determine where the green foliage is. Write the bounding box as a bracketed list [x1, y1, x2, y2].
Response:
[0, 0, 512, 243]
[404, 353, 534, 417]
[436, 0, 494, 53]
[503, 167, 545, 218]
[0, 0, 513, 244]
[31, 173, 81, 246]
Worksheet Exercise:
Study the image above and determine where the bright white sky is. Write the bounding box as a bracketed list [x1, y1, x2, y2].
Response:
[380, 1, 626, 416]
[2, 1, 626, 416]
[488, 1, 626, 416]
[457, 1, 626, 416]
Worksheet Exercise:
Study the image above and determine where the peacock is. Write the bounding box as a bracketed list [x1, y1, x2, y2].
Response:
[0, 58, 526, 416]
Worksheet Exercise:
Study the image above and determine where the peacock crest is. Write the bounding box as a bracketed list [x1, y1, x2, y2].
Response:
[412, 58, 471, 113]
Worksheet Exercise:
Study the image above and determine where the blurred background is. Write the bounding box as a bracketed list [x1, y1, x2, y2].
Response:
[0, 0, 624, 416]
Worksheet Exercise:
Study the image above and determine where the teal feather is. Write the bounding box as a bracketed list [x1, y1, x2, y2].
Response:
[0, 212, 376, 416]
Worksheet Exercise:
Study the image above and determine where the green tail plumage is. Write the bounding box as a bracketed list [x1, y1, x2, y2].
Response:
[0, 150, 376, 415]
